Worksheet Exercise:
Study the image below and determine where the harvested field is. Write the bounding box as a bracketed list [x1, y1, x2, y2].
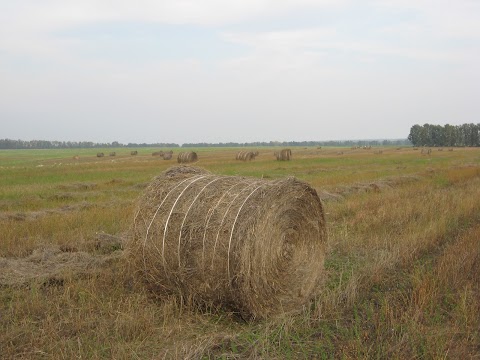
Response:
[0, 146, 479, 359]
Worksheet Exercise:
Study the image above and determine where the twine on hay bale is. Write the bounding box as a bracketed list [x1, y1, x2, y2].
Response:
[235, 151, 258, 161]
[127, 166, 327, 319]
[177, 151, 198, 163]
[274, 148, 292, 161]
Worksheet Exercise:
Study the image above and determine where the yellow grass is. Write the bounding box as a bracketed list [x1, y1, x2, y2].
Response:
[0, 146, 479, 358]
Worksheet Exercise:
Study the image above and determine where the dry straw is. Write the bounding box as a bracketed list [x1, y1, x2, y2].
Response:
[235, 151, 258, 161]
[163, 151, 173, 160]
[177, 151, 198, 163]
[274, 148, 292, 161]
[127, 166, 327, 319]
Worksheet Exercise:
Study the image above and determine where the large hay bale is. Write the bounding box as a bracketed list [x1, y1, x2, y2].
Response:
[96, 152, 104, 158]
[162, 151, 173, 160]
[177, 151, 198, 163]
[131, 150, 138, 156]
[236, 151, 257, 161]
[274, 148, 292, 161]
[127, 166, 327, 319]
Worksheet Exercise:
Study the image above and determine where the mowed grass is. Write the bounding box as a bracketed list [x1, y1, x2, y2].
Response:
[0, 146, 479, 359]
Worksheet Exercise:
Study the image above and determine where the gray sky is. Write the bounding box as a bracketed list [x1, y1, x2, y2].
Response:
[1, 0, 479, 144]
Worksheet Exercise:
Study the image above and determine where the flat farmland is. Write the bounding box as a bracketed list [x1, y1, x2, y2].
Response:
[1, 146, 479, 359]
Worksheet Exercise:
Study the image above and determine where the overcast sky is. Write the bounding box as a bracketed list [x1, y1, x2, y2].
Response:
[1, 1, 479, 144]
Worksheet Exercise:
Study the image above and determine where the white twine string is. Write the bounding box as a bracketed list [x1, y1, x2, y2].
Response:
[211, 181, 261, 269]
[162, 175, 210, 264]
[226, 184, 265, 284]
[200, 179, 250, 269]
[142, 175, 203, 269]
[176, 176, 222, 267]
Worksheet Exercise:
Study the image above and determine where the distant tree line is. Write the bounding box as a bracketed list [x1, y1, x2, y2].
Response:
[181, 139, 411, 148]
[408, 123, 480, 147]
[0, 139, 179, 149]
[0, 138, 411, 150]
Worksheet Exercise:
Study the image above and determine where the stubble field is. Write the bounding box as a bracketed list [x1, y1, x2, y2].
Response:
[1, 146, 479, 359]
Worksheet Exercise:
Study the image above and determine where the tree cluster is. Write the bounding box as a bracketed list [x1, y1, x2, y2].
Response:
[407, 123, 480, 147]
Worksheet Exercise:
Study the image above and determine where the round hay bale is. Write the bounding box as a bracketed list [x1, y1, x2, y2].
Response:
[109, 152, 116, 156]
[127, 166, 327, 319]
[162, 151, 173, 160]
[274, 149, 292, 161]
[96, 152, 104, 158]
[235, 151, 257, 161]
[152, 151, 164, 157]
[131, 150, 138, 156]
[177, 151, 198, 163]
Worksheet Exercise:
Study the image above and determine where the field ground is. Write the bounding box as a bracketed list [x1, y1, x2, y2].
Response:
[1, 146, 479, 359]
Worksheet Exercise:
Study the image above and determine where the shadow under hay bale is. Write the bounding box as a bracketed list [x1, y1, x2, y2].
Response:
[127, 166, 327, 319]
[177, 151, 198, 163]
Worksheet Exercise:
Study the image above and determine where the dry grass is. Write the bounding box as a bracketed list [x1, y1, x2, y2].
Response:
[0, 146, 479, 358]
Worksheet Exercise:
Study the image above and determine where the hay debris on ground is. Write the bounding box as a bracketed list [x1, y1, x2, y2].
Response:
[177, 151, 198, 163]
[0, 246, 122, 287]
[127, 165, 327, 319]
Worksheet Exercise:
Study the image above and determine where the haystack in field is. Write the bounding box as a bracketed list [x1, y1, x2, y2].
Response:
[274, 149, 292, 161]
[177, 151, 198, 163]
[96, 152, 104, 158]
[127, 166, 327, 319]
[131, 151, 138, 156]
[162, 151, 173, 160]
[152, 151, 164, 156]
[109, 152, 116, 157]
[235, 151, 258, 161]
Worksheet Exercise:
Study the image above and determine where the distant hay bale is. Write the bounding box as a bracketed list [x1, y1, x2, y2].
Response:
[152, 151, 164, 157]
[109, 152, 116, 156]
[448, 148, 454, 152]
[162, 151, 173, 160]
[274, 149, 292, 161]
[236, 151, 258, 161]
[177, 151, 198, 163]
[127, 166, 327, 319]
[131, 151, 138, 156]
[96, 152, 104, 158]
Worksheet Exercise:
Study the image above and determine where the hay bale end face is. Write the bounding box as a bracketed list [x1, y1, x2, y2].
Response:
[177, 151, 198, 163]
[127, 166, 327, 319]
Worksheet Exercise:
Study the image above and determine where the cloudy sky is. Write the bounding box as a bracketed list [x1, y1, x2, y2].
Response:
[1, 1, 479, 144]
